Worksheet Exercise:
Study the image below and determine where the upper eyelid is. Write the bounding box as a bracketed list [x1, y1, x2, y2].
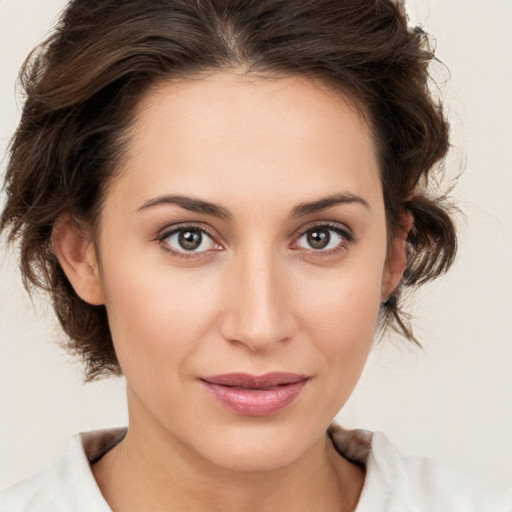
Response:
[294, 221, 354, 241]
[157, 222, 217, 241]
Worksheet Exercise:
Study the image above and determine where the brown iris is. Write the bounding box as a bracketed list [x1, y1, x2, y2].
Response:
[178, 229, 203, 250]
[307, 229, 330, 249]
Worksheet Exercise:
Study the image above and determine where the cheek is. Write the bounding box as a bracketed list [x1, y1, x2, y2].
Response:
[295, 262, 383, 397]
[298, 259, 383, 342]
[100, 260, 221, 380]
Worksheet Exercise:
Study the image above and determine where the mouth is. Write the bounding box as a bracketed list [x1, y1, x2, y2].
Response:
[200, 372, 309, 417]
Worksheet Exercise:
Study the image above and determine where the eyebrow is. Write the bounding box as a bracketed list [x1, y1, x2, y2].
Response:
[138, 194, 232, 219]
[137, 192, 369, 219]
[290, 192, 370, 217]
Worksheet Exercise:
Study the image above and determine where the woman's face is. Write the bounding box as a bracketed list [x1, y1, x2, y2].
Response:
[82, 73, 405, 471]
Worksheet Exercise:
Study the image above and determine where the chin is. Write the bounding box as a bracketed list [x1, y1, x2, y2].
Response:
[189, 419, 324, 473]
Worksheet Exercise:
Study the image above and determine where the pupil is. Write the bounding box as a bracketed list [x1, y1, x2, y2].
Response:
[307, 229, 330, 249]
[179, 229, 202, 250]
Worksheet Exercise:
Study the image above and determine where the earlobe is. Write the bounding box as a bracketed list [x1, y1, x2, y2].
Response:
[381, 212, 413, 301]
[52, 214, 105, 306]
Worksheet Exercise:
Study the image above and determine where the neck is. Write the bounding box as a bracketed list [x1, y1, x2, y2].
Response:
[92, 400, 364, 512]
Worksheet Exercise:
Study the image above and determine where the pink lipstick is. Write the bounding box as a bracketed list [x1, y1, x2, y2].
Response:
[200, 372, 309, 416]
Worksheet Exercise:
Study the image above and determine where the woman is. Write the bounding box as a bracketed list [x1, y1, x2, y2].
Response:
[1, 0, 511, 510]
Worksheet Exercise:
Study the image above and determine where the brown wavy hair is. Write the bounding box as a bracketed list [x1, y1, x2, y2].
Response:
[1, 0, 457, 381]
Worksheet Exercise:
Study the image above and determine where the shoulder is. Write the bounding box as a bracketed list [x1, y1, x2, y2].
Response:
[365, 431, 512, 511]
[329, 425, 512, 512]
[0, 429, 125, 512]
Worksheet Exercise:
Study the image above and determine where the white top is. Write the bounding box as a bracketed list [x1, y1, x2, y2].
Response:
[1, 426, 511, 511]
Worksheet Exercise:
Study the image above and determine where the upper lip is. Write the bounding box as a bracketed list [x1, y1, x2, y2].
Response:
[201, 372, 309, 389]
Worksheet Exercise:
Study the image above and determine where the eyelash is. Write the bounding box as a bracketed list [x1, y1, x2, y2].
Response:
[156, 223, 220, 260]
[293, 222, 354, 258]
[156, 222, 354, 261]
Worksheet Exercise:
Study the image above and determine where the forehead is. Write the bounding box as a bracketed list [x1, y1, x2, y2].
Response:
[112, 72, 382, 217]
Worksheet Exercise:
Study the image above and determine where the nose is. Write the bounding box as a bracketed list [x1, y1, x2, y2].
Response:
[219, 246, 297, 352]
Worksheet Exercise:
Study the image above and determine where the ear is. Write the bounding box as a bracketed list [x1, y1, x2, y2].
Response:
[381, 212, 413, 301]
[52, 214, 105, 306]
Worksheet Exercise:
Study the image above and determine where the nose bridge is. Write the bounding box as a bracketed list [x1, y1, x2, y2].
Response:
[220, 242, 295, 350]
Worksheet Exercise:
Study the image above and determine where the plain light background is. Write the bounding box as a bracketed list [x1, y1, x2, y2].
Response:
[1, 0, 511, 490]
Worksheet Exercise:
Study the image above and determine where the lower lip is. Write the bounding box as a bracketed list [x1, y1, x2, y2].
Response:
[201, 380, 308, 417]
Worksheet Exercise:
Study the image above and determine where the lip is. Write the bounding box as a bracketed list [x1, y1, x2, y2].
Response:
[200, 372, 309, 417]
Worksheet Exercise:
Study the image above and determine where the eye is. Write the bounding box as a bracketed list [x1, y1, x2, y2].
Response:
[160, 226, 221, 255]
[295, 224, 352, 252]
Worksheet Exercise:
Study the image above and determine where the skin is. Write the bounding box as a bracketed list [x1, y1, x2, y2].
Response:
[53, 73, 409, 512]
